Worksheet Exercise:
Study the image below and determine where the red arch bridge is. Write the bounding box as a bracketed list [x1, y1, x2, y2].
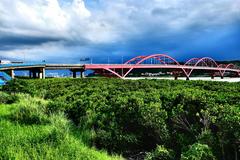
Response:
[0, 54, 240, 81]
[84, 54, 240, 80]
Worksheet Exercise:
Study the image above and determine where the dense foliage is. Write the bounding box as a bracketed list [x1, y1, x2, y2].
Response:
[2, 78, 240, 160]
[181, 143, 216, 160]
[0, 94, 121, 160]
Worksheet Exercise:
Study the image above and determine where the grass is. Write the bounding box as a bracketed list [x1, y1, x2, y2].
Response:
[0, 94, 122, 160]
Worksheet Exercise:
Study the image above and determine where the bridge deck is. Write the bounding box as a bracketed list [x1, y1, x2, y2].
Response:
[1, 54, 239, 80]
[0, 63, 239, 73]
[45, 64, 84, 70]
[84, 64, 240, 72]
[0, 63, 45, 70]
[0, 63, 84, 71]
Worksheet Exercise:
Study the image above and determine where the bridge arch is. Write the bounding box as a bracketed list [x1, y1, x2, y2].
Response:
[104, 68, 123, 78]
[124, 55, 168, 65]
[124, 56, 146, 64]
[185, 57, 219, 77]
[123, 54, 188, 78]
[184, 58, 200, 66]
[218, 63, 239, 77]
[136, 54, 180, 65]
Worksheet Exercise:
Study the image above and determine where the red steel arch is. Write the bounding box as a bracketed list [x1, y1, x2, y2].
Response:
[123, 54, 187, 78]
[184, 58, 200, 66]
[184, 58, 209, 75]
[185, 57, 219, 77]
[136, 54, 181, 65]
[98, 54, 180, 78]
[185, 57, 218, 67]
[124, 55, 168, 65]
[94, 69, 123, 78]
[104, 68, 123, 78]
[218, 63, 239, 76]
[124, 56, 146, 64]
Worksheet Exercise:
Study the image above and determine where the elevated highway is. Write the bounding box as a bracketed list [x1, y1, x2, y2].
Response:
[0, 63, 84, 71]
[0, 63, 85, 79]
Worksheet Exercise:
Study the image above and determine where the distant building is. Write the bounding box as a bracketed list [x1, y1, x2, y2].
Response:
[0, 60, 11, 64]
[0, 60, 23, 64]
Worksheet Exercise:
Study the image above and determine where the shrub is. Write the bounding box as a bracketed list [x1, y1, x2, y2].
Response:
[78, 91, 170, 153]
[46, 100, 69, 114]
[10, 95, 49, 125]
[0, 92, 18, 104]
[145, 145, 174, 160]
[181, 143, 216, 160]
[2, 79, 29, 94]
[46, 112, 71, 143]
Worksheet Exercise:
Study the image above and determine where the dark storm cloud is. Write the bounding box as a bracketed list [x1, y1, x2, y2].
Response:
[0, 34, 63, 49]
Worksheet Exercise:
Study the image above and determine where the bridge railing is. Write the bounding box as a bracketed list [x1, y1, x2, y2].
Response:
[0, 71, 12, 85]
[0, 63, 46, 68]
[0, 72, 12, 81]
[0, 78, 5, 85]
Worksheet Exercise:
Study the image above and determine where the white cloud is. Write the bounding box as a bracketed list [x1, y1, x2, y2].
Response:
[0, 0, 91, 39]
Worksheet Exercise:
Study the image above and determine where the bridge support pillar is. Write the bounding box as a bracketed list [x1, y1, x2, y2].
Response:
[211, 75, 214, 79]
[29, 70, 32, 78]
[33, 71, 37, 78]
[29, 70, 37, 78]
[221, 76, 224, 79]
[186, 77, 190, 81]
[71, 69, 85, 78]
[173, 71, 179, 80]
[9, 69, 15, 79]
[72, 70, 77, 78]
[80, 71, 84, 78]
[39, 68, 45, 79]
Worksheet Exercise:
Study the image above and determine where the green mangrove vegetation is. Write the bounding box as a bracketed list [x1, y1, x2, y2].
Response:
[1, 78, 240, 160]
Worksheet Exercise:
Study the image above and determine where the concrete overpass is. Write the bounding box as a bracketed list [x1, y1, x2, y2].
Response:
[0, 63, 85, 79]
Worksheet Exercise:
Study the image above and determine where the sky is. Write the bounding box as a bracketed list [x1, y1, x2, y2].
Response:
[0, 0, 240, 63]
